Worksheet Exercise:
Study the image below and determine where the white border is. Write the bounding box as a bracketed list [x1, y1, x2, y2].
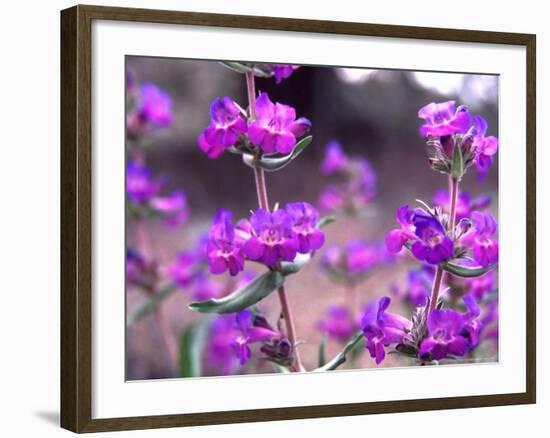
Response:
[92, 20, 526, 419]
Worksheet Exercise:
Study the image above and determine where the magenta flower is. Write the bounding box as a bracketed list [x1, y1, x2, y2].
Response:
[469, 270, 497, 300]
[418, 101, 471, 137]
[206, 209, 245, 276]
[270, 64, 300, 83]
[419, 309, 469, 361]
[385, 205, 417, 254]
[346, 240, 381, 274]
[321, 141, 349, 175]
[198, 96, 247, 159]
[361, 296, 412, 364]
[351, 158, 377, 203]
[285, 202, 325, 254]
[207, 315, 239, 375]
[166, 251, 197, 288]
[248, 92, 311, 154]
[318, 185, 345, 212]
[126, 161, 163, 203]
[317, 305, 357, 342]
[392, 268, 431, 308]
[150, 190, 189, 227]
[243, 208, 298, 267]
[472, 115, 499, 179]
[470, 211, 498, 267]
[232, 310, 280, 365]
[138, 83, 174, 127]
[433, 189, 491, 222]
[191, 273, 223, 301]
[461, 295, 483, 348]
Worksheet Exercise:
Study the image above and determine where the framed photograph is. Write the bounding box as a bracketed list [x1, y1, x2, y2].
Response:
[60, 4, 536, 433]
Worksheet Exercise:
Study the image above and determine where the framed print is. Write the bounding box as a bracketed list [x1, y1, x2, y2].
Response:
[60, 4, 536, 433]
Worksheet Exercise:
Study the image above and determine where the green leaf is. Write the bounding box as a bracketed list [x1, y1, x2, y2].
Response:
[126, 284, 175, 326]
[242, 136, 313, 172]
[219, 61, 253, 74]
[178, 320, 210, 378]
[188, 271, 284, 314]
[451, 143, 464, 180]
[279, 253, 311, 276]
[313, 331, 364, 372]
[318, 333, 328, 367]
[442, 261, 496, 278]
[317, 216, 336, 229]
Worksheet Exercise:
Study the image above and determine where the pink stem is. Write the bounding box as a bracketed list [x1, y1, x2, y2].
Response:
[246, 70, 304, 372]
[448, 176, 459, 233]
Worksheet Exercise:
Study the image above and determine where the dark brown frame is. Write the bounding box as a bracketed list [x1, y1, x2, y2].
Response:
[60, 4, 536, 433]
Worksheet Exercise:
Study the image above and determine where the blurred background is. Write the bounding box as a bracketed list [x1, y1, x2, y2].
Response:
[125, 56, 498, 380]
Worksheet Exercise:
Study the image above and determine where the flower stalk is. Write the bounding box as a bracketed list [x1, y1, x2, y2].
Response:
[246, 70, 305, 372]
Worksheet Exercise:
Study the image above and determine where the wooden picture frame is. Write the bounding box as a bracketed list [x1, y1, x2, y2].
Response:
[61, 4, 536, 432]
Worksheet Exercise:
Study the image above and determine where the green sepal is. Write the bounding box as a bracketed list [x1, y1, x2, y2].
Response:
[442, 261, 496, 278]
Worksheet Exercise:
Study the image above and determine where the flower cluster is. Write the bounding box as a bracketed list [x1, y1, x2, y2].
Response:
[126, 161, 190, 227]
[386, 204, 498, 268]
[318, 141, 377, 214]
[126, 79, 174, 140]
[419, 101, 499, 180]
[198, 92, 311, 159]
[361, 295, 483, 364]
[317, 305, 358, 343]
[205, 203, 325, 275]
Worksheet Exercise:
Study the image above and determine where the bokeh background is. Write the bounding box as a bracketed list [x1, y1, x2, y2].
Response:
[126, 56, 498, 380]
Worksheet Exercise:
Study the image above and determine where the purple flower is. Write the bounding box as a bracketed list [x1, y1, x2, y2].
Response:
[318, 185, 345, 212]
[346, 240, 380, 274]
[321, 141, 348, 175]
[150, 190, 189, 227]
[469, 270, 497, 300]
[207, 315, 239, 375]
[232, 310, 280, 365]
[418, 101, 471, 137]
[285, 202, 325, 254]
[387, 206, 453, 265]
[191, 273, 223, 301]
[410, 210, 454, 264]
[270, 64, 300, 83]
[392, 268, 431, 308]
[126, 248, 152, 287]
[206, 209, 245, 276]
[126, 161, 163, 203]
[138, 83, 174, 127]
[461, 295, 483, 348]
[419, 309, 469, 361]
[470, 211, 498, 267]
[198, 97, 247, 159]
[385, 205, 418, 253]
[166, 251, 197, 287]
[472, 115, 499, 179]
[361, 297, 412, 364]
[243, 208, 298, 267]
[433, 189, 491, 222]
[248, 92, 311, 154]
[317, 305, 357, 342]
[351, 158, 377, 203]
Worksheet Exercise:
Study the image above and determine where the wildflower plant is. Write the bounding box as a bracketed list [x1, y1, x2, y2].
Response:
[361, 100, 499, 365]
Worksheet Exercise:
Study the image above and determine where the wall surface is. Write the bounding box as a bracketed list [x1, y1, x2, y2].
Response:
[0, 0, 545, 436]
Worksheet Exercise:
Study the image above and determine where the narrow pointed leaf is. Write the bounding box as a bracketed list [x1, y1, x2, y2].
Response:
[317, 216, 335, 229]
[219, 61, 253, 74]
[242, 136, 313, 172]
[442, 261, 496, 278]
[179, 319, 210, 378]
[126, 284, 175, 326]
[188, 271, 284, 314]
[313, 331, 364, 372]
